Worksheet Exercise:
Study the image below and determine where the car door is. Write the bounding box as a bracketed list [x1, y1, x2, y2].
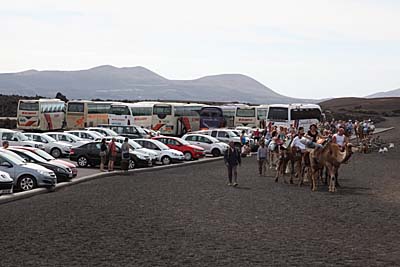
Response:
[198, 136, 212, 152]
[217, 131, 229, 143]
[86, 143, 101, 165]
[167, 138, 181, 152]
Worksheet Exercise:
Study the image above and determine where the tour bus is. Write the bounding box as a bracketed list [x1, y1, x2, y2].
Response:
[255, 104, 269, 129]
[234, 105, 257, 127]
[220, 104, 248, 128]
[266, 103, 322, 129]
[152, 102, 204, 136]
[17, 99, 65, 131]
[199, 106, 225, 129]
[66, 100, 114, 129]
[108, 102, 157, 128]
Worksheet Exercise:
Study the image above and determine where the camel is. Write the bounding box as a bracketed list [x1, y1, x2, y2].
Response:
[309, 142, 353, 192]
[275, 146, 302, 184]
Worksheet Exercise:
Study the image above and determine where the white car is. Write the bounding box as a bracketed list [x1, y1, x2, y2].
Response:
[65, 130, 104, 141]
[104, 136, 158, 161]
[181, 133, 230, 157]
[0, 170, 13, 195]
[134, 139, 184, 165]
[0, 128, 44, 149]
[85, 127, 119, 137]
[44, 132, 90, 148]
[193, 129, 242, 147]
[23, 133, 72, 158]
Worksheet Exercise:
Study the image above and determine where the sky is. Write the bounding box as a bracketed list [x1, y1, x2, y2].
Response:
[1, 0, 400, 99]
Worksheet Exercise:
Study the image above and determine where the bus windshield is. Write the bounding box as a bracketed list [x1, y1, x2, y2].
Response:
[153, 106, 172, 115]
[236, 108, 255, 117]
[267, 107, 288, 121]
[290, 108, 322, 120]
[19, 102, 39, 111]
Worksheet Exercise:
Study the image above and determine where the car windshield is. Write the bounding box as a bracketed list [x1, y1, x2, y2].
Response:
[129, 140, 142, 149]
[1, 150, 26, 164]
[15, 132, 29, 141]
[18, 150, 47, 163]
[153, 140, 170, 150]
[33, 148, 55, 161]
[90, 131, 104, 138]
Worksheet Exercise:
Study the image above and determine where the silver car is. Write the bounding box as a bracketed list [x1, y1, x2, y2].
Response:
[0, 149, 57, 191]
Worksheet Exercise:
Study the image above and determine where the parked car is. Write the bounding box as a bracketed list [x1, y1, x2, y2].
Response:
[65, 130, 104, 142]
[0, 149, 57, 191]
[70, 141, 152, 169]
[181, 133, 230, 157]
[44, 132, 90, 148]
[15, 146, 78, 178]
[104, 136, 158, 163]
[23, 132, 72, 158]
[85, 127, 119, 137]
[193, 129, 242, 147]
[0, 128, 44, 149]
[0, 170, 13, 195]
[97, 124, 147, 139]
[7, 147, 74, 182]
[152, 136, 205, 161]
[134, 139, 184, 165]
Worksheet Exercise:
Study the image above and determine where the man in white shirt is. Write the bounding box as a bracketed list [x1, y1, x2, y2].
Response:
[333, 127, 348, 151]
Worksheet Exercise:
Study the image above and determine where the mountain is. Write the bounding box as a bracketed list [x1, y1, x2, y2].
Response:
[0, 65, 312, 104]
[367, 88, 400, 98]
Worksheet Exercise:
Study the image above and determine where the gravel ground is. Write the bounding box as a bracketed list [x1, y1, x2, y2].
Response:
[1, 119, 400, 266]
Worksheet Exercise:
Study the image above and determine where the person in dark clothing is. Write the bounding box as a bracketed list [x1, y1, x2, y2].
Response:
[224, 141, 241, 187]
[99, 138, 108, 172]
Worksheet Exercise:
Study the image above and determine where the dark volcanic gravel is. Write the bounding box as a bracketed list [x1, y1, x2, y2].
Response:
[1, 122, 400, 266]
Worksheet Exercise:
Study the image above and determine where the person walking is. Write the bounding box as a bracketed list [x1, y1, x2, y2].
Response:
[224, 141, 241, 187]
[99, 138, 108, 172]
[121, 137, 130, 172]
[108, 137, 117, 172]
[257, 141, 268, 176]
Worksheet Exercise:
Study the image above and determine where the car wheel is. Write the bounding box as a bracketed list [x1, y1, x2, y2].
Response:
[18, 175, 37, 191]
[184, 152, 193, 161]
[212, 148, 221, 157]
[50, 148, 62, 158]
[161, 156, 171, 165]
[128, 159, 136, 169]
[77, 156, 88, 167]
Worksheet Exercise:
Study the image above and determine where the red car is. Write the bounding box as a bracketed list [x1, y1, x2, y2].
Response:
[13, 146, 78, 177]
[152, 136, 205, 161]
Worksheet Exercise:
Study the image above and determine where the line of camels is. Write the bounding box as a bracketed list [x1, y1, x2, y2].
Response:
[270, 139, 353, 193]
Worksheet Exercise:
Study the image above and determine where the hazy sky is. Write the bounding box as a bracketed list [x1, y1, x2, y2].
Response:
[2, 0, 400, 99]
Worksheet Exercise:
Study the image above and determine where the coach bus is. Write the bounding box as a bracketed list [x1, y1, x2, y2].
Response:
[199, 106, 225, 129]
[66, 100, 113, 129]
[17, 99, 65, 131]
[234, 105, 256, 127]
[108, 102, 157, 128]
[255, 105, 269, 129]
[152, 102, 204, 135]
[266, 103, 322, 129]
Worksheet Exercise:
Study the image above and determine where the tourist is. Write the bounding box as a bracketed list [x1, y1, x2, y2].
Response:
[99, 138, 108, 172]
[2, 140, 9, 149]
[224, 141, 241, 187]
[108, 137, 117, 172]
[120, 137, 130, 172]
[333, 127, 348, 151]
[241, 141, 251, 157]
[257, 141, 268, 176]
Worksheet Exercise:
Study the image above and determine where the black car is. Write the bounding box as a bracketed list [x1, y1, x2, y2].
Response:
[8, 148, 74, 182]
[69, 141, 152, 169]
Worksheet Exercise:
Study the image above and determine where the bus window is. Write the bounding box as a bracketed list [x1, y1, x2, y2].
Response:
[19, 102, 39, 111]
[68, 103, 85, 113]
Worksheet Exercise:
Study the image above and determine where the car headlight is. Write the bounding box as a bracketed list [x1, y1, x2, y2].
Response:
[37, 170, 53, 176]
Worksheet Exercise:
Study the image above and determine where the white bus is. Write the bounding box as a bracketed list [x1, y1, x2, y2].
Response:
[234, 105, 257, 127]
[255, 104, 269, 129]
[152, 102, 204, 136]
[66, 100, 114, 129]
[108, 102, 157, 128]
[266, 103, 322, 130]
[17, 99, 65, 131]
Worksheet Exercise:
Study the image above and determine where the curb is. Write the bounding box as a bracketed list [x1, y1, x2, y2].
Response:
[0, 156, 224, 205]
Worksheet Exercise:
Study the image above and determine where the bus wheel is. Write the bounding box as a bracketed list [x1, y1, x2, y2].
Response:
[212, 148, 221, 157]
[184, 152, 192, 161]
[51, 148, 62, 158]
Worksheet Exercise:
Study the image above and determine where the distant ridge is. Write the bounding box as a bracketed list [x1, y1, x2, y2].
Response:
[366, 88, 400, 98]
[0, 65, 315, 104]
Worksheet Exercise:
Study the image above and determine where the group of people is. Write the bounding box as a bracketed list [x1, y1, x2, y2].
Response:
[99, 137, 130, 173]
[224, 122, 351, 186]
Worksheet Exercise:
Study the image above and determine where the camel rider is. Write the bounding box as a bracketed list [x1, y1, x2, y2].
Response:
[303, 125, 323, 149]
[292, 127, 307, 153]
[332, 127, 348, 151]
